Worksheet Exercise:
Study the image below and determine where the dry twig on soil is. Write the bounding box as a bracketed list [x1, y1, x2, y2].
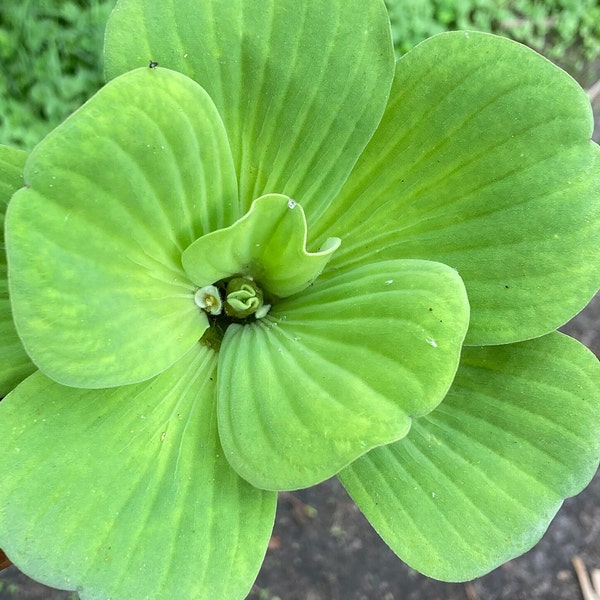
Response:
[573, 555, 600, 600]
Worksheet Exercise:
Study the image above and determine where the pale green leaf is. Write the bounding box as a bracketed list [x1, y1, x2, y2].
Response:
[0, 145, 35, 396]
[313, 32, 600, 345]
[6, 67, 238, 388]
[0, 345, 276, 600]
[104, 0, 395, 220]
[340, 332, 600, 581]
[217, 259, 469, 490]
[182, 194, 340, 298]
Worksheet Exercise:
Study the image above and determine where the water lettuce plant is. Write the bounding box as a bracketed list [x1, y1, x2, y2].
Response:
[1, 1, 599, 598]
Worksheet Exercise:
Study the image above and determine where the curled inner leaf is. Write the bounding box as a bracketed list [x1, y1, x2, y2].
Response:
[182, 193, 341, 299]
[224, 277, 265, 318]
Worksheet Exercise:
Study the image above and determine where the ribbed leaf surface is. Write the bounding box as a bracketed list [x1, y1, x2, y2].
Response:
[341, 333, 600, 581]
[104, 0, 395, 220]
[6, 68, 238, 388]
[218, 259, 469, 490]
[0, 346, 276, 599]
[314, 32, 600, 345]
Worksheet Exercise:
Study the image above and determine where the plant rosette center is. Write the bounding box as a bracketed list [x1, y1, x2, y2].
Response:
[182, 193, 341, 345]
[195, 277, 268, 345]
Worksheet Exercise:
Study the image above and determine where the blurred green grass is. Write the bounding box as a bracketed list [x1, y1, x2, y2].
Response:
[0, 0, 115, 150]
[384, 0, 600, 64]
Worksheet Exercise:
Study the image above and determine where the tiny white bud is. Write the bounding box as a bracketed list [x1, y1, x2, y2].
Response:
[194, 285, 223, 315]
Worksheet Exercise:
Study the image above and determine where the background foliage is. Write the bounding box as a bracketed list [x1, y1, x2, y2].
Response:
[1, 0, 599, 150]
[385, 0, 600, 60]
[0, 0, 114, 150]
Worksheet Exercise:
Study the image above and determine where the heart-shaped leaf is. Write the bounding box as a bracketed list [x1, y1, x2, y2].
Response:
[0, 145, 35, 397]
[218, 259, 469, 490]
[104, 0, 395, 220]
[340, 332, 600, 581]
[313, 31, 600, 345]
[0, 345, 276, 599]
[6, 67, 238, 388]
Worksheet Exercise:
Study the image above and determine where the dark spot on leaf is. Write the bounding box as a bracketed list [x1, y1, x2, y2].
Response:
[149, 61, 159, 68]
[504, 285, 510, 289]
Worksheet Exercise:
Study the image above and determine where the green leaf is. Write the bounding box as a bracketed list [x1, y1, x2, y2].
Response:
[217, 259, 469, 490]
[340, 332, 600, 581]
[6, 67, 239, 388]
[182, 194, 340, 298]
[312, 31, 600, 345]
[104, 0, 395, 220]
[0, 345, 276, 600]
[0, 145, 35, 397]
